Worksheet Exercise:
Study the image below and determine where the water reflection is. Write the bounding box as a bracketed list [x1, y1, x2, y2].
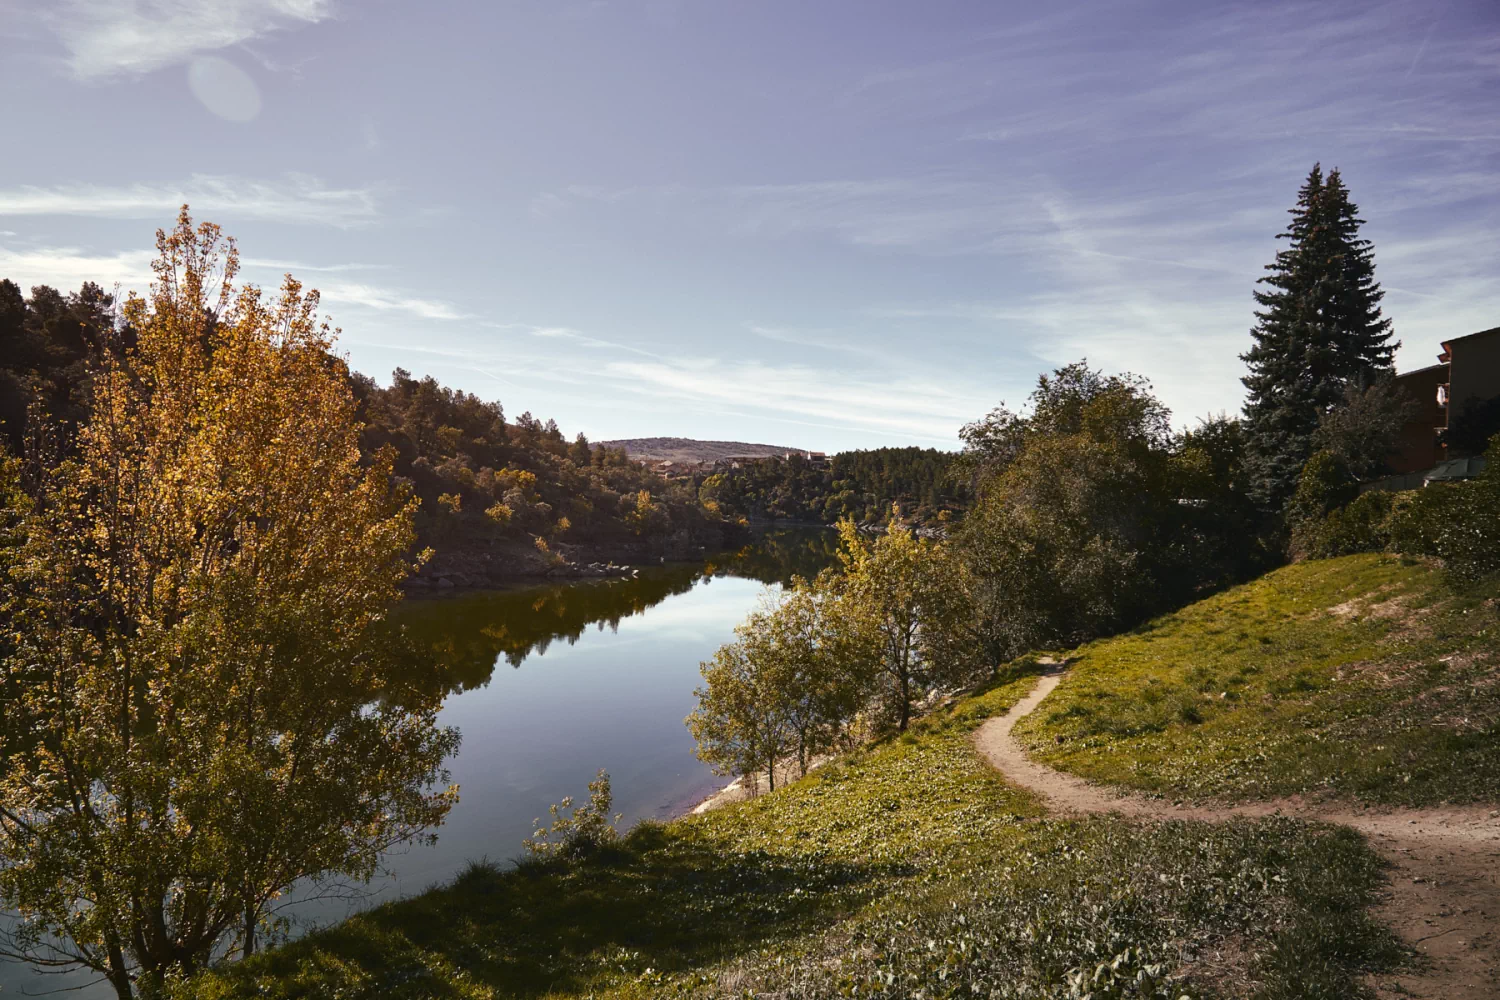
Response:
[366, 525, 838, 891]
[0, 528, 838, 997]
[396, 526, 841, 696]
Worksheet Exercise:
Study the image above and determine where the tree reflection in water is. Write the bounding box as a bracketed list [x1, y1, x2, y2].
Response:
[395, 528, 840, 698]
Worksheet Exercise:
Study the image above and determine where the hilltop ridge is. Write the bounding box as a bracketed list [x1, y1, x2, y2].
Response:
[597, 437, 807, 464]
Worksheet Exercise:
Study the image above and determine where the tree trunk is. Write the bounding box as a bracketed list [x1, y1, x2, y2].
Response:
[243, 904, 256, 957]
[106, 937, 133, 1000]
[899, 670, 910, 731]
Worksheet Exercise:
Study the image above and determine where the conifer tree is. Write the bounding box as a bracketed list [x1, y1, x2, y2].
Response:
[1241, 165, 1396, 509]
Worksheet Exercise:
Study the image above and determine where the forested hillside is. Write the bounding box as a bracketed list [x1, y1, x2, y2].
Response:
[0, 279, 746, 587]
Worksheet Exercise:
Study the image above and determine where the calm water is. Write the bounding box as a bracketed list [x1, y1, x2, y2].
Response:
[0, 527, 837, 995]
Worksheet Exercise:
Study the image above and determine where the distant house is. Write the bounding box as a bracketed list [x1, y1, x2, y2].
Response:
[717, 454, 777, 471]
[1378, 324, 1499, 487]
[1390, 363, 1450, 473]
[1439, 326, 1500, 449]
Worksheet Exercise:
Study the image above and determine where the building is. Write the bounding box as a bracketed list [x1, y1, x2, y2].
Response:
[1389, 325, 1500, 473]
[1439, 326, 1500, 451]
[1390, 363, 1449, 473]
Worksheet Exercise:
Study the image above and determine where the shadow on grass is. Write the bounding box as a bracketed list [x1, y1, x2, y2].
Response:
[203, 822, 913, 998]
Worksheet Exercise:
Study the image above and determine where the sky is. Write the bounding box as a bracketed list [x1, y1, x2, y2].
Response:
[1, 0, 1498, 451]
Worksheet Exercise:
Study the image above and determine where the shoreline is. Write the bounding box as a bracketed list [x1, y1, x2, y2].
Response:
[682, 755, 835, 816]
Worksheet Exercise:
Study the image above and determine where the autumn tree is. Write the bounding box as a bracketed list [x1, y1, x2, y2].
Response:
[0, 211, 459, 998]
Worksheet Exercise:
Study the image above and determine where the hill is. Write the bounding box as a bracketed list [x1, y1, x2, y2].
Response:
[596, 437, 805, 464]
[1016, 552, 1500, 806]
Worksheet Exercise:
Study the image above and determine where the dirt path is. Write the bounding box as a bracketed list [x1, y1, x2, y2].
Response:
[975, 669, 1500, 999]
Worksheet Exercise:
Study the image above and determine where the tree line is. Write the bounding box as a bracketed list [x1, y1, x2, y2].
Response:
[698, 447, 968, 526]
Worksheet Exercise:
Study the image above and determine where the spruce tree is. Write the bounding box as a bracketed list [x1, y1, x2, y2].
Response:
[1241, 164, 1396, 509]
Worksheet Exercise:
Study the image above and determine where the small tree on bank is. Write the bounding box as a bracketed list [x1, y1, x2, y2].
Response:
[834, 518, 970, 731]
[0, 211, 459, 998]
[1241, 164, 1397, 510]
[687, 581, 865, 791]
[688, 636, 791, 792]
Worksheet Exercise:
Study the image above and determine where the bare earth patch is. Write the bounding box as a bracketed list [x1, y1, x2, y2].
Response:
[976, 669, 1500, 999]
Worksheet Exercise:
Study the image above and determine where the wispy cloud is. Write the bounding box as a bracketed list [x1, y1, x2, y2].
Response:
[0, 244, 155, 291]
[242, 258, 391, 274]
[43, 0, 335, 79]
[479, 322, 663, 359]
[604, 358, 978, 442]
[317, 282, 469, 322]
[0, 174, 379, 227]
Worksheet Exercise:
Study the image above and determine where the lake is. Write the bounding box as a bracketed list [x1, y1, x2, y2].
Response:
[0, 527, 838, 996]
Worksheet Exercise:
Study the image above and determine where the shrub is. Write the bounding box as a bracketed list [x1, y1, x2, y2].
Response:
[1384, 486, 1452, 556]
[484, 501, 513, 525]
[1386, 433, 1500, 582]
[521, 769, 620, 860]
[1298, 490, 1394, 559]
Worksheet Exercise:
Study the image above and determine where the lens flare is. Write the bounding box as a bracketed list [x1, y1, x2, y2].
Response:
[187, 56, 262, 123]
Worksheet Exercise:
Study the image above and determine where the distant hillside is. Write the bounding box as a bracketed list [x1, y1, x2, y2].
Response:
[598, 437, 805, 464]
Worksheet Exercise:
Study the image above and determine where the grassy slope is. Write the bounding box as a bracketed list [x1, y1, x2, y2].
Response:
[1015, 554, 1500, 806]
[187, 674, 1403, 1000]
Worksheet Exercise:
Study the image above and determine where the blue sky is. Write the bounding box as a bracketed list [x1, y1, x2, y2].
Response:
[2, 0, 1498, 450]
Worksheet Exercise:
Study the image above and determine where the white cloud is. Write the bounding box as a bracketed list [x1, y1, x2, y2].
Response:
[0, 244, 154, 291]
[316, 282, 469, 321]
[0, 174, 379, 227]
[45, 0, 334, 79]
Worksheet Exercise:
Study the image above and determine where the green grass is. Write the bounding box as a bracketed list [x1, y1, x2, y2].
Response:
[1014, 554, 1500, 806]
[182, 669, 1405, 1000]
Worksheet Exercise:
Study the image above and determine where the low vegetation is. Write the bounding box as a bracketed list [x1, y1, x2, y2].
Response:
[1015, 554, 1500, 806]
[181, 671, 1402, 999]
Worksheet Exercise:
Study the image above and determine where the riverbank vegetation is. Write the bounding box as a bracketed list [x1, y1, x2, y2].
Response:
[179, 671, 1401, 999]
[702, 446, 967, 526]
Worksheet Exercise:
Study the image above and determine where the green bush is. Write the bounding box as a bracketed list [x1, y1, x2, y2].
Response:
[1384, 484, 1454, 557]
[1298, 490, 1394, 558]
[1287, 451, 1360, 558]
[1386, 433, 1500, 583]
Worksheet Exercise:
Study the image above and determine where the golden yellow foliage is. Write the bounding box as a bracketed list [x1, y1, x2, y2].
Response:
[0, 209, 458, 996]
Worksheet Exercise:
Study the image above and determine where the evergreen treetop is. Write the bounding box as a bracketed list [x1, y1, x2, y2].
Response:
[1241, 164, 1397, 509]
